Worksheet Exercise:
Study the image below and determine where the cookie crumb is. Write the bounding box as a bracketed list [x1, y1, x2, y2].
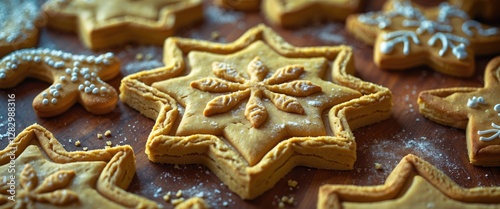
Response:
[176, 190, 183, 198]
[145, 53, 153, 60]
[82, 147, 88, 151]
[211, 31, 220, 40]
[135, 53, 143, 61]
[174, 164, 180, 169]
[97, 133, 103, 139]
[287, 179, 298, 188]
[75, 140, 81, 146]
[278, 195, 295, 207]
[104, 130, 112, 137]
[278, 201, 285, 208]
[375, 163, 383, 170]
[106, 141, 112, 146]
[104, 145, 111, 149]
[171, 197, 185, 206]
[163, 191, 171, 202]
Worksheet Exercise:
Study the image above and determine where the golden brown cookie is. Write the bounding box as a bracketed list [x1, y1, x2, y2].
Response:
[450, 0, 500, 23]
[42, 0, 203, 49]
[120, 24, 392, 199]
[318, 154, 500, 209]
[0, 48, 120, 117]
[214, 0, 260, 11]
[263, 0, 361, 28]
[418, 56, 500, 166]
[346, 0, 500, 77]
[0, 0, 43, 57]
[0, 124, 160, 208]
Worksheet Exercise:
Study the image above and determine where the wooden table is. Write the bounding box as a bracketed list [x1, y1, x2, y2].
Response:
[1, 0, 499, 208]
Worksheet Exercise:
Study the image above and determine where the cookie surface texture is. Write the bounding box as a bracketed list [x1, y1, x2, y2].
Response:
[263, 0, 361, 28]
[0, 48, 120, 117]
[418, 56, 500, 166]
[346, 0, 500, 77]
[318, 154, 500, 209]
[42, 0, 203, 49]
[0, 0, 42, 57]
[0, 124, 160, 208]
[120, 24, 392, 199]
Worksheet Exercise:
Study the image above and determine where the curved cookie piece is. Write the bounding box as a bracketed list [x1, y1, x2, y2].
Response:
[346, 0, 500, 77]
[263, 0, 361, 28]
[418, 56, 500, 166]
[318, 154, 500, 209]
[0, 124, 160, 208]
[0, 0, 43, 57]
[450, 0, 500, 23]
[0, 48, 120, 117]
[120, 24, 392, 199]
[214, 0, 260, 11]
[42, 0, 203, 49]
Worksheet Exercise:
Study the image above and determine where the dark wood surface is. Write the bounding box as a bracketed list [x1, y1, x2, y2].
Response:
[1, 0, 500, 208]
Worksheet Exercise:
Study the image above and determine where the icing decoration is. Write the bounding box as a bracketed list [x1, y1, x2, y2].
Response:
[436, 2, 469, 22]
[467, 96, 486, 108]
[402, 19, 452, 34]
[427, 32, 470, 60]
[380, 30, 420, 55]
[462, 20, 499, 37]
[478, 123, 500, 141]
[358, 12, 392, 29]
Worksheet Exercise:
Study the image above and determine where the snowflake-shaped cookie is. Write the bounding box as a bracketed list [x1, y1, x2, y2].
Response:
[347, 0, 500, 77]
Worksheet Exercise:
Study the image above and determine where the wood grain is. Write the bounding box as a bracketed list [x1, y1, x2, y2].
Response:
[1, 0, 499, 208]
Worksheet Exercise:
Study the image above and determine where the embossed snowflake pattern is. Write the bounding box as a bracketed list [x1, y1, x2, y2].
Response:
[191, 57, 322, 128]
[0, 164, 78, 209]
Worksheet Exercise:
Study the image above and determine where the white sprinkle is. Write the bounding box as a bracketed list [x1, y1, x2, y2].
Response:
[89, 84, 95, 89]
[55, 83, 62, 90]
[42, 92, 48, 98]
[33, 56, 41, 62]
[71, 76, 78, 82]
[84, 87, 91, 93]
[78, 84, 84, 91]
[42, 99, 49, 105]
[84, 81, 90, 86]
[100, 86, 107, 92]
[10, 64, 17, 69]
[84, 74, 90, 79]
[105, 52, 114, 58]
[92, 88, 99, 94]
[51, 98, 58, 104]
[73, 61, 81, 67]
[0, 73, 5, 79]
[51, 90, 60, 97]
[65, 68, 71, 74]
[60, 76, 66, 82]
[54, 61, 65, 68]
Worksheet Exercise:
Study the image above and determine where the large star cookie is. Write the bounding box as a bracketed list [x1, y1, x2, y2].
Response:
[0, 124, 160, 208]
[0, 0, 43, 57]
[346, 0, 500, 77]
[120, 24, 392, 199]
[318, 154, 500, 209]
[42, 0, 203, 49]
[263, 0, 361, 28]
[0, 48, 120, 117]
[418, 56, 500, 166]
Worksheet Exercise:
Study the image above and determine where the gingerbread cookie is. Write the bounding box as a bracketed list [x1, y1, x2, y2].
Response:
[214, 0, 260, 11]
[450, 0, 500, 23]
[263, 0, 361, 28]
[0, 124, 160, 208]
[120, 24, 392, 199]
[418, 56, 500, 166]
[0, 0, 43, 57]
[42, 0, 203, 49]
[0, 48, 120, 117]
[346, 0, 500, 77]
[318, 154, 500, 209]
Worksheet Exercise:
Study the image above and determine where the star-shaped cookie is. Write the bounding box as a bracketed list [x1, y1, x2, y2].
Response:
[0, 0, 43, 57]
[418, 56, 500, 166]
[0, 124, 160, 208]
[346, 0, 500, 77]
[42, 0, 203, 49]
[318, 154, 500, 209]
[263, 0, 361, 28]
[120, 24, 392, 199]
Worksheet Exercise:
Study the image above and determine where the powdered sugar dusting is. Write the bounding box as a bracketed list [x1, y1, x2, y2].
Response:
[0, 0, 40, 43]
[294, 23, 346, 44]
[205, 5, 244, 25]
